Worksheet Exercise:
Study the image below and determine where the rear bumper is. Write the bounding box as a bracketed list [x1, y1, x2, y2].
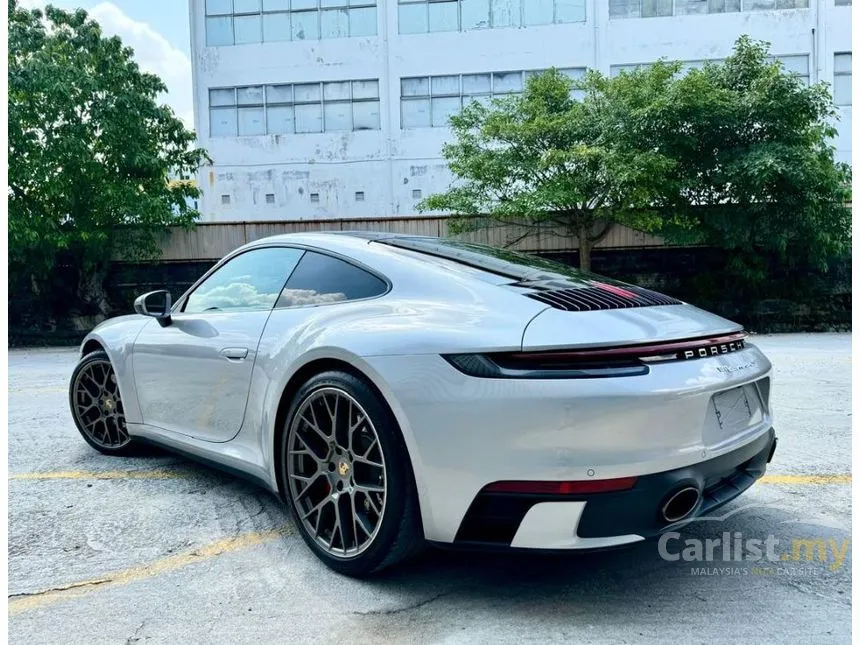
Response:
[451, 428, 777, 550]
[363, 346, 774, 544]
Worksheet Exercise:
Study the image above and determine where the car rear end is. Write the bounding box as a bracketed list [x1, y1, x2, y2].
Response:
[359, 236, 777, 550]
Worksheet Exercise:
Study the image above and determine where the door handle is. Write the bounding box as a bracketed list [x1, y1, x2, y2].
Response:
[220, 347, 249, 361]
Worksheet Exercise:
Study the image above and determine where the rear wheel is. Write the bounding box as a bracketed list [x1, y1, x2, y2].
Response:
[69, 350, 139, 456]
[281, 370, 424, 576]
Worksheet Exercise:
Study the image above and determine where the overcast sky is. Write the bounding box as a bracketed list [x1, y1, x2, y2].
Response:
[19, 0, 194, 128]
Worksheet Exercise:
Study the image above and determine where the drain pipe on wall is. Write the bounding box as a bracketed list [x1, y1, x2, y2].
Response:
[593, 0, 601, 74]
[811, 0, 820, 85]
[381, 2, 396, 217]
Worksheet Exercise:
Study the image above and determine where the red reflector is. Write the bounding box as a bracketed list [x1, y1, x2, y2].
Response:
[483, 477, 638, 495]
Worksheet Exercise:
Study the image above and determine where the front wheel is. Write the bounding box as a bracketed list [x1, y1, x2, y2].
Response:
[69, 350, 138, 456]
[281, 370, 424, 576]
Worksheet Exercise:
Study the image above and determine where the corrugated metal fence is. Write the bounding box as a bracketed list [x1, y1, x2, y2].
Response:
[153, 216, 665, 261]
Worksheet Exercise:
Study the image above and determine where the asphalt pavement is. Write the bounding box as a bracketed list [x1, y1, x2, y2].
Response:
[7, 334, 852, 644]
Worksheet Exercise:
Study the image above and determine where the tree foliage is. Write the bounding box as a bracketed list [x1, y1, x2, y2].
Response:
[658, 36, 852, 278]
[418, 65, 683, 270]
[8, 0, 209, 320]
[420, 37, 850, 274]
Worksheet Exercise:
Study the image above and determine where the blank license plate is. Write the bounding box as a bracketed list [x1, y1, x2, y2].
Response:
[712, 387, 754, 434]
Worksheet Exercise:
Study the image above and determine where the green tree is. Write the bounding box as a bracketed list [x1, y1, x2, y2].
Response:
[421, 37, 850, 277]
[418, 66, 684, 270]
[658, 36, 851, 279]
[8, 1, 209, 323]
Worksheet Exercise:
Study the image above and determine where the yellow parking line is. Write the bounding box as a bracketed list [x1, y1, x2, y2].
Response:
[8, 526, 293, 615]
[10, 469, 190, 481]
[759, 474, 851, 485]
[5, 469, 850, 615]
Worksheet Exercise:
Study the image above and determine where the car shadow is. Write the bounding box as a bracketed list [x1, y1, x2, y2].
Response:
[107, 450, 852, 610]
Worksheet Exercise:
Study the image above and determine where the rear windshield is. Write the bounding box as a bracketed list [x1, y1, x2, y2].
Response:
[374, 237, 601, 285]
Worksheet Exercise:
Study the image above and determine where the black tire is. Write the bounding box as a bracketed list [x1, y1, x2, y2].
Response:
[280, 370, 425, 577]
[69, 350, 141, 456]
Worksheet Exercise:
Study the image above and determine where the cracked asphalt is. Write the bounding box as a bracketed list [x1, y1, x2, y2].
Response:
[8, 334, 852, 644]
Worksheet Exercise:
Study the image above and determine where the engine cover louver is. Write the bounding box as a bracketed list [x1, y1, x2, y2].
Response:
[524, 284, 682, 312]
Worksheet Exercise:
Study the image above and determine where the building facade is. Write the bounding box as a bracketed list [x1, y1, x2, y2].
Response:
[189, 0, 853, 222]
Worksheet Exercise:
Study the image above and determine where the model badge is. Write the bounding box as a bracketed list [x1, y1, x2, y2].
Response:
[716, 362, 756, 374]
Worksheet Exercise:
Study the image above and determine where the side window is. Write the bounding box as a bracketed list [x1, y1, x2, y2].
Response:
[184, 247, 304, 314]
[276, 251, 387, 308]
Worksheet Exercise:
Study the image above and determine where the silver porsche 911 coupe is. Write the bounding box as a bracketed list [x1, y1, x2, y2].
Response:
[69, 232, 777, 576]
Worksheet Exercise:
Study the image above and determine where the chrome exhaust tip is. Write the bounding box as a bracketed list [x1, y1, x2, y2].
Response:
[661, 486, 701, 523]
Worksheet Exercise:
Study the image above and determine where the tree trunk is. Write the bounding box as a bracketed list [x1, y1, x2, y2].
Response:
[578, 229, 593, 272]
[76, 265, 111, 321]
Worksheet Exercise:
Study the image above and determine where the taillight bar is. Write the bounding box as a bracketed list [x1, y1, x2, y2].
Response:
[442, 331, 749, 379]
[443, 331, 747, 379]
[513, 331, 748, 363]
[483, 477, 638, 495]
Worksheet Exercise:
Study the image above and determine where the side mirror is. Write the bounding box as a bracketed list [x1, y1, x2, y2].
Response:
[134, 290, 173, 327]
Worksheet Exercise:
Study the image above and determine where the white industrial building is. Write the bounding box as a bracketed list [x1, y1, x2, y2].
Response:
[189, 0, 853, 222]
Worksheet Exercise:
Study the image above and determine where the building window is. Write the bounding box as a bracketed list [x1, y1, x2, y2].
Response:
[310, 192, 320, 202]
[835, 0, 851, 5]
[397, 0, 584, 34]
[265, 193, 276, 203]
[205, 0, 378, 46]
[608, 0, 671, 18]
[400, 67, 585, 128]
[610, 0, 807, 18]
[610, 63, 646, 76]
[834, 53, 852, 105]
[412, 189, 422, 199]
[355, 191, 365, 201]
[743, 0, 809, 9]
[209, 88, 238, 136]
[675, 0, 741, 14]
[611, 55, 809, 85]
[777, 54, 809, 86]
[208, 79, 380, 136]
[221, 194, 231, 205]
[237, 86, 266, 135]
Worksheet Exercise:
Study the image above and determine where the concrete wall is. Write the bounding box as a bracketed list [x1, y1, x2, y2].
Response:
[190, 0, 852, 222]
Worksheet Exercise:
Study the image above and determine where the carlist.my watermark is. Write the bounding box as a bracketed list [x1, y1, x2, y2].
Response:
[658, 531, 850, 575]
[656, 505, 850, 576]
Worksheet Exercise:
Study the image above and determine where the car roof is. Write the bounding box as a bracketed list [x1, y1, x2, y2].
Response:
[235, 230, 611, 295]
[241, 230, 444, 257]
[237, 230, 520, 285]
[238, 230, 449, 266]
[245, 230, 427, 244]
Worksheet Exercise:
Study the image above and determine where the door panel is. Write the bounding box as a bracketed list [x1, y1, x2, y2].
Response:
[132, 246, 304, 442]
[132, 312, 270, 441]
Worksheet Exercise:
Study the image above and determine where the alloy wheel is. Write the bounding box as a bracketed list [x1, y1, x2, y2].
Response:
[287, 387, 387, 558]
[71, 359, 130, 449]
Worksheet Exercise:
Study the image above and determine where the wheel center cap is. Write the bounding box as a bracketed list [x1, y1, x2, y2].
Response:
[337, 461, 350, 477]
[103, 397, 114, 411]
